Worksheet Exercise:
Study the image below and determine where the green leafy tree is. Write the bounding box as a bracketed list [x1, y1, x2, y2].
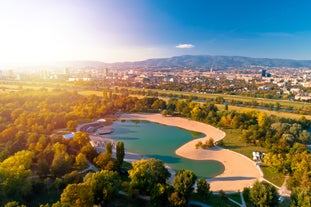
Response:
[291, 187, 311, 207]
[60, 183, 94, 207]
[36, 158, 50, 177]
[80, 143, 98, 161]
[66, 120, 78, 132]
[105, 142, 112, 154]
[205, 137, 215, 148]
[116, 141, 124, 171]
[93, 152, 117, 171]
[249, 181, 279, 207]
[0, 150, 34, 203]
[168, 192, 187, 207]
[129, 158, 170, 195]
[4, 201, 27, 207]
[50, 153, 72, 177]
[150, 183, 169, 207]
[196, 178, 211, 202]
[84, 170, 120, 206]
[72, 132, 90, 148]
[75, 152, 88, 169]
[172, 169, 197, 204]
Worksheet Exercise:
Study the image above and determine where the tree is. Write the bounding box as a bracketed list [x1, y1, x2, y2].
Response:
[66, 120, 78, 132]
[224, 104, 228, 111]
[60, 183, 94, 207]
[205, 137, 214, 148]
[257, 112, 268, 128]
[162, 109, 168, 116]
[249, 181, 279, 207]
[151, 99, 167, 110]
[93, 152, 117, 171]
[150, 183, 169, 207]
[291, 187, 311, 207]
[105, 142, 112, 154]
[50, 152, 72, 177]
[190, 105, 206, 121]
[75, 153, 88, 169]
[129, 158, 170, 195]
[0, 150, 34, 203]
[168, 192, 187, 207]
[4, 201, 27, 207]
[172, 169, 197, 204]
[80, 143, 98, 161]
[84, 170, 120, 206]
[36, 158, 50, 177]
[116, 141, 124, 171]
[196, 178, 211, 202]
[298, 130, 311, 144]
[72, 132, 90, 148]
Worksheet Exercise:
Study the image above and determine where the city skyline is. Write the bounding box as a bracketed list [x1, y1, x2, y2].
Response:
[1, 0, 311, 67]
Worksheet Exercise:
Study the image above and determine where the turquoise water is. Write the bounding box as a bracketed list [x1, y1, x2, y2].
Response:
[109, 120, 224, 178]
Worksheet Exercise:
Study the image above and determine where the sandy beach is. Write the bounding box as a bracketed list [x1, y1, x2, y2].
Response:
[120, 113, 262, 192]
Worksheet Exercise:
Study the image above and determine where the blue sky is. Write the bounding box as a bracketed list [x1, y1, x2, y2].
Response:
[1, 0, 311, 66]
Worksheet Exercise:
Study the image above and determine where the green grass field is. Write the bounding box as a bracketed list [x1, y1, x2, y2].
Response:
[191, 193, 240, 207]
[261, 166, 285, 187]
[221, 128, 266, 159]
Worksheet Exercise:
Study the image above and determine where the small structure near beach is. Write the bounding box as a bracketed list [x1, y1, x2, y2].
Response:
[62, 132, 74, 139]
[77, 118, 114, 135]
[252, 151, 265, 162]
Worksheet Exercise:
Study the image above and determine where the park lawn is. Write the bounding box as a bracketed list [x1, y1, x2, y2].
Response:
[191, 193, 240, 207]
[227, 193, 242, 204]
[260, 166, 285, 187]
[221, 128, 266, 159]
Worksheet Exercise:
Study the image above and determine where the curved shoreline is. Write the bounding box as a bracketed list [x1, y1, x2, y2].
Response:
[120, 113, 261, 192]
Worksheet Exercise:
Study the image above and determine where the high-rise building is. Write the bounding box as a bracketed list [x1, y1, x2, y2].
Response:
[261, 69, 266, 77]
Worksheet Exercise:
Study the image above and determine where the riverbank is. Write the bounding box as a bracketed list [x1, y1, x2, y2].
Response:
[119, 113, 261, 192]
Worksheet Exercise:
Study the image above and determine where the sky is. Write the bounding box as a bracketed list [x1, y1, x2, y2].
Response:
[1, 0, 311, 67]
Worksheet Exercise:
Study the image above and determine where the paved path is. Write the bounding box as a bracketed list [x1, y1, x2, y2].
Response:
[240, 191, 247, 207]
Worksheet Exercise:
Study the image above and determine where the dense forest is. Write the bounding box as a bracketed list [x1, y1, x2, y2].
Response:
[0, 88, 310, 206]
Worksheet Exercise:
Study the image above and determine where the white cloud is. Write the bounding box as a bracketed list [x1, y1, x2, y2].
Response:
[176, 44, 195, 49]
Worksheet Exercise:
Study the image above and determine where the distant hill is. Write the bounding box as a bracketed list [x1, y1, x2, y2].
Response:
[111, 55, 311, 70]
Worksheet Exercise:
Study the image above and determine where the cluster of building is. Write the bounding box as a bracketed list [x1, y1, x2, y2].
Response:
[3, 65, 311, 100]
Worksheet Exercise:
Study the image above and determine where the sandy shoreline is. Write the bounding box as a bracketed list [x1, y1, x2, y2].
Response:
[119, 113, 261, 192]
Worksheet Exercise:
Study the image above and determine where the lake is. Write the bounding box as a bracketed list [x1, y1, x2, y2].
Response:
[108, 120, 224, 178]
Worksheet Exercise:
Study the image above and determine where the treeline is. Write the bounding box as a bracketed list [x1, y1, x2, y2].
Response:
[0, 89, 169, 205]
[112, 87, 311, 115]
[0, 88, 310, 206]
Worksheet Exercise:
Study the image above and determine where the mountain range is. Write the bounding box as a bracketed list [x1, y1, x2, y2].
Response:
[111, 55, 311, 70]
[11, 55, 311, 71]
